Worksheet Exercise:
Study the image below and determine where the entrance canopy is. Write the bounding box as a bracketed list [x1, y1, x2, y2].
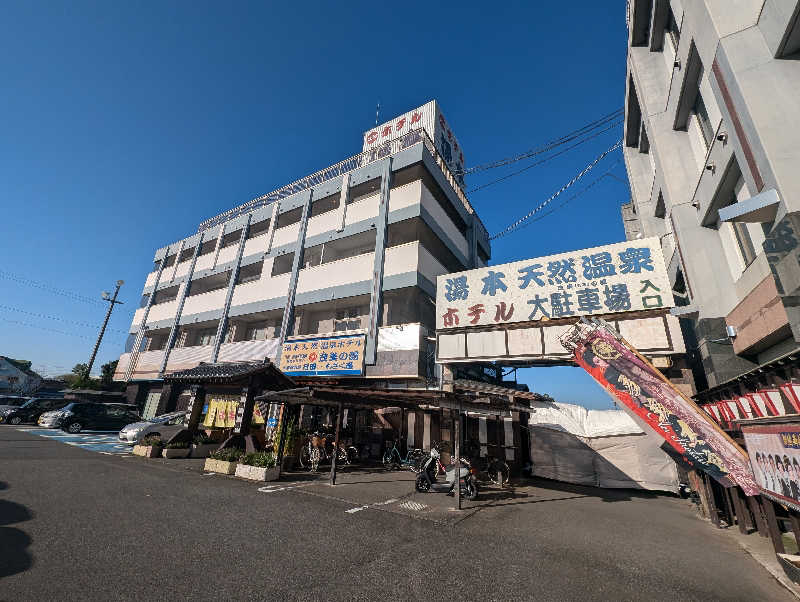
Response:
[162, 359, 296, 390]
[254, 379, 542, 417]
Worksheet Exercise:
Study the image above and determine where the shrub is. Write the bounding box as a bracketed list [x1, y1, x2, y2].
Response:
[210, 448, 243, 462]
[164, 440, 190, 449]
[192, 434, 215, 445]
[241, 451, 276, 468]
[140, 435, 163, 447]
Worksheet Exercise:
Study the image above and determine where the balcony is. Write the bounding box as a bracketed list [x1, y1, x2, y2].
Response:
[216, 243, 239, 266]
[130, 350, 166, 380]
[182, 288, 227, 316]
[345, 194, 380, 227]
[296, 251, 374, 294]
[197, 129, 474, 233]
[147, 299, 179, 323]
[145, 271, 159, 287]
[230, 273, 291, 307]
[165, 345, 213, 373]
[243, 232, 269, 257]
[217, 338, 280, 363]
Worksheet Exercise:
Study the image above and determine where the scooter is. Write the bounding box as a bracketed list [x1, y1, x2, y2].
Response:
[414, 443, 479, 500]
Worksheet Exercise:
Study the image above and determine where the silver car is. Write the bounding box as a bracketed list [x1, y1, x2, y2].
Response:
[118, 411, 188, 445]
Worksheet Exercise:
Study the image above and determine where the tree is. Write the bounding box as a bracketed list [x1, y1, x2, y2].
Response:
[100, 360, 118, 388]
[70, 363, 91, 389]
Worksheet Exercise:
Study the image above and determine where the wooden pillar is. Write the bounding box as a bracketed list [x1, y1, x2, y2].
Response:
[703, 474, 721, 528]
[747, 495, 770, 538]
[183, 385, 206, 434]
[454, 406, 461, 511]
[330, 401, 344, 486]
[762, 497, 786, 553]
[721, 487, 736, 528]
[735, 487, 756, 532]
[789, 513, 800, 548]
[275, 404, 290, 477]
[730, 489, 749, 534]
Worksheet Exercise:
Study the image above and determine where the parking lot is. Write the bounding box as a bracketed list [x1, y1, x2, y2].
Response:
[14, 426, 132, 455]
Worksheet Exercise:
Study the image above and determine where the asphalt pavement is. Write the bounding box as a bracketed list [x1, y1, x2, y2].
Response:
[0, 427, 794, 601]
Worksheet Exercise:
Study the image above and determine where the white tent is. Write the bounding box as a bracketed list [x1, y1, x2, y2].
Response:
[528, 400, 680, 493]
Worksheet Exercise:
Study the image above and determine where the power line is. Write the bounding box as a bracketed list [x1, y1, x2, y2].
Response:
[490, 138, 623, 240]
[0, 270, 108, 306]
[0, 304, 129, 335]
[462, 107, 623, 175]
[468, 119, 622, 194]
[0, 316, 98, 341]
[503, 159, 624, 233]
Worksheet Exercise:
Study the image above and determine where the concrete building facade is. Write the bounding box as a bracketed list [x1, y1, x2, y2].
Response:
[622, 1, 800, 412]
[114, 101, 491, 418]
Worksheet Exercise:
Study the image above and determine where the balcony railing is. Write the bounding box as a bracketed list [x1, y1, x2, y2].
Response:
[197, 129, 474, 232]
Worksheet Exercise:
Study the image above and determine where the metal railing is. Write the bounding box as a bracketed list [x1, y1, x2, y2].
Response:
[197, 129, 474, 232]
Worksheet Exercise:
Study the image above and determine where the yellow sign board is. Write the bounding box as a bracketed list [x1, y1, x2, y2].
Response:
[279, 334, 366, 376]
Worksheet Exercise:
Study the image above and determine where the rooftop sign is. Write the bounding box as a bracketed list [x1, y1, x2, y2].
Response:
[436, 237, 673, 330]
[363, 100, 465, 186]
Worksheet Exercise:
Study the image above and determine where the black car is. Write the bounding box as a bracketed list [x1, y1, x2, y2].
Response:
[0, 397, 69, 425]
[38, 402, 140, 433]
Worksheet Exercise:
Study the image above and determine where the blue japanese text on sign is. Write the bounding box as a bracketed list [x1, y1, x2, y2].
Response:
[279, 334, 366, 376]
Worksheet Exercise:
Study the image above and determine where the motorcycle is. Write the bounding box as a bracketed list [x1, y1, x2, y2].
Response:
[414, 443, 479, 501]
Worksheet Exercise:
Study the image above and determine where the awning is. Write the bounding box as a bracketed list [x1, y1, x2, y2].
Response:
[162, 359, 296, 390]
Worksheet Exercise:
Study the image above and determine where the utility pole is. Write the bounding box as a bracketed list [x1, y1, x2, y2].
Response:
[87, 280, 124, 376]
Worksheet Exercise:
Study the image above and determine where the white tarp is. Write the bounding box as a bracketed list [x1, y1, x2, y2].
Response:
[528, 400, 680, 493]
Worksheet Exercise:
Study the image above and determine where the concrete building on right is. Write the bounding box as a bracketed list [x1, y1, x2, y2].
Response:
[622, 1, 800, 417]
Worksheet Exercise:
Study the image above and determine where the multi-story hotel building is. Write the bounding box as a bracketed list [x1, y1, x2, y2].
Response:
[114, 101, 491, 418]
[622, 1, 800, 420]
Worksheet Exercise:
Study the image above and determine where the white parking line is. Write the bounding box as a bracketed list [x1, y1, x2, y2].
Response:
[345, 498, 400, 514]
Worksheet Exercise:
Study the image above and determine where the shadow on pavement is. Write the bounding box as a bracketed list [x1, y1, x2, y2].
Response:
[0, 482, 34, 578]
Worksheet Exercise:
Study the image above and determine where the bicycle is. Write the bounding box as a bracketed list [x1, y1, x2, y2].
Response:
[464, 439, 511, 487]
[299, 431, 330, 471]
[382, 440, 426, 472]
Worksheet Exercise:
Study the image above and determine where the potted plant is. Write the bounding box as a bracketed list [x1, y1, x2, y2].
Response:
[162, 440, 191, 459]
[203, 447, 243, 475]
[190, 433, 218, 458]
[273, 419, 298, 470]
[235, 451, 279, 481]
[133, 435, 163, 458]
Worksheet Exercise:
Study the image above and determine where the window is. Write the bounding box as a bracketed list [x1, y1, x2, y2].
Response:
[666, 6, 680, 51]
[732, 222, 757, 267]
[179, 247, 195, 263]
[152, 286, 179, 305]
[198, 239, 217, 256]
[196, 329, 217, 346]
[271, 253, 294, 276]
[245, 320, 277, 341]
[221, 229, 242, 248]
[693, 92, 713, 149]
[248, 219, 271, 239]
[236, 262, 263, 285]
[334, 307, 364, 332]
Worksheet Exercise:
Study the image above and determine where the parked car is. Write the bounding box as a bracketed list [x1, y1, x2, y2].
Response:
[38, 402, 140, 433]
[0, 397, 70, 425]
[118, 411, 189, 445]
[0, 395, 31, 413]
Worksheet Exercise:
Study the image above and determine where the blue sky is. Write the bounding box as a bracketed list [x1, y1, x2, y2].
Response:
[0, 1, 627, 408]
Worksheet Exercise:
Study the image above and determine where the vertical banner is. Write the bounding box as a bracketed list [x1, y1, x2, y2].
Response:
[562, 320, 759, 495]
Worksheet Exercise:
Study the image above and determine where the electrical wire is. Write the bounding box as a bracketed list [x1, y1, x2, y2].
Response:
[461, 107, 623, 175]
[0, 304, 129, 335]
[490, 138, 623, 240]
[467, 119, 622, 194]
[502, 159, 624, 234]
[0, 316, 103, 341]
[0, 270, 108, 306]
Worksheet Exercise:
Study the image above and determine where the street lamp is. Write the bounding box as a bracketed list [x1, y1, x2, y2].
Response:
[87, 280, 125, 377]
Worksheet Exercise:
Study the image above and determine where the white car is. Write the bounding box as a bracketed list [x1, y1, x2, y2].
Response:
[118, 411, 188, 445]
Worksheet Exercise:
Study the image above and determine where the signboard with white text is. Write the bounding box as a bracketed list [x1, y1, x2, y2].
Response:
[363, 100, 465, 186]
[436, 237, 673, 330]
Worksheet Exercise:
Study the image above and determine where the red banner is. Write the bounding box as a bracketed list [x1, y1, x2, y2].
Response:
[563, 321, 758, 495]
